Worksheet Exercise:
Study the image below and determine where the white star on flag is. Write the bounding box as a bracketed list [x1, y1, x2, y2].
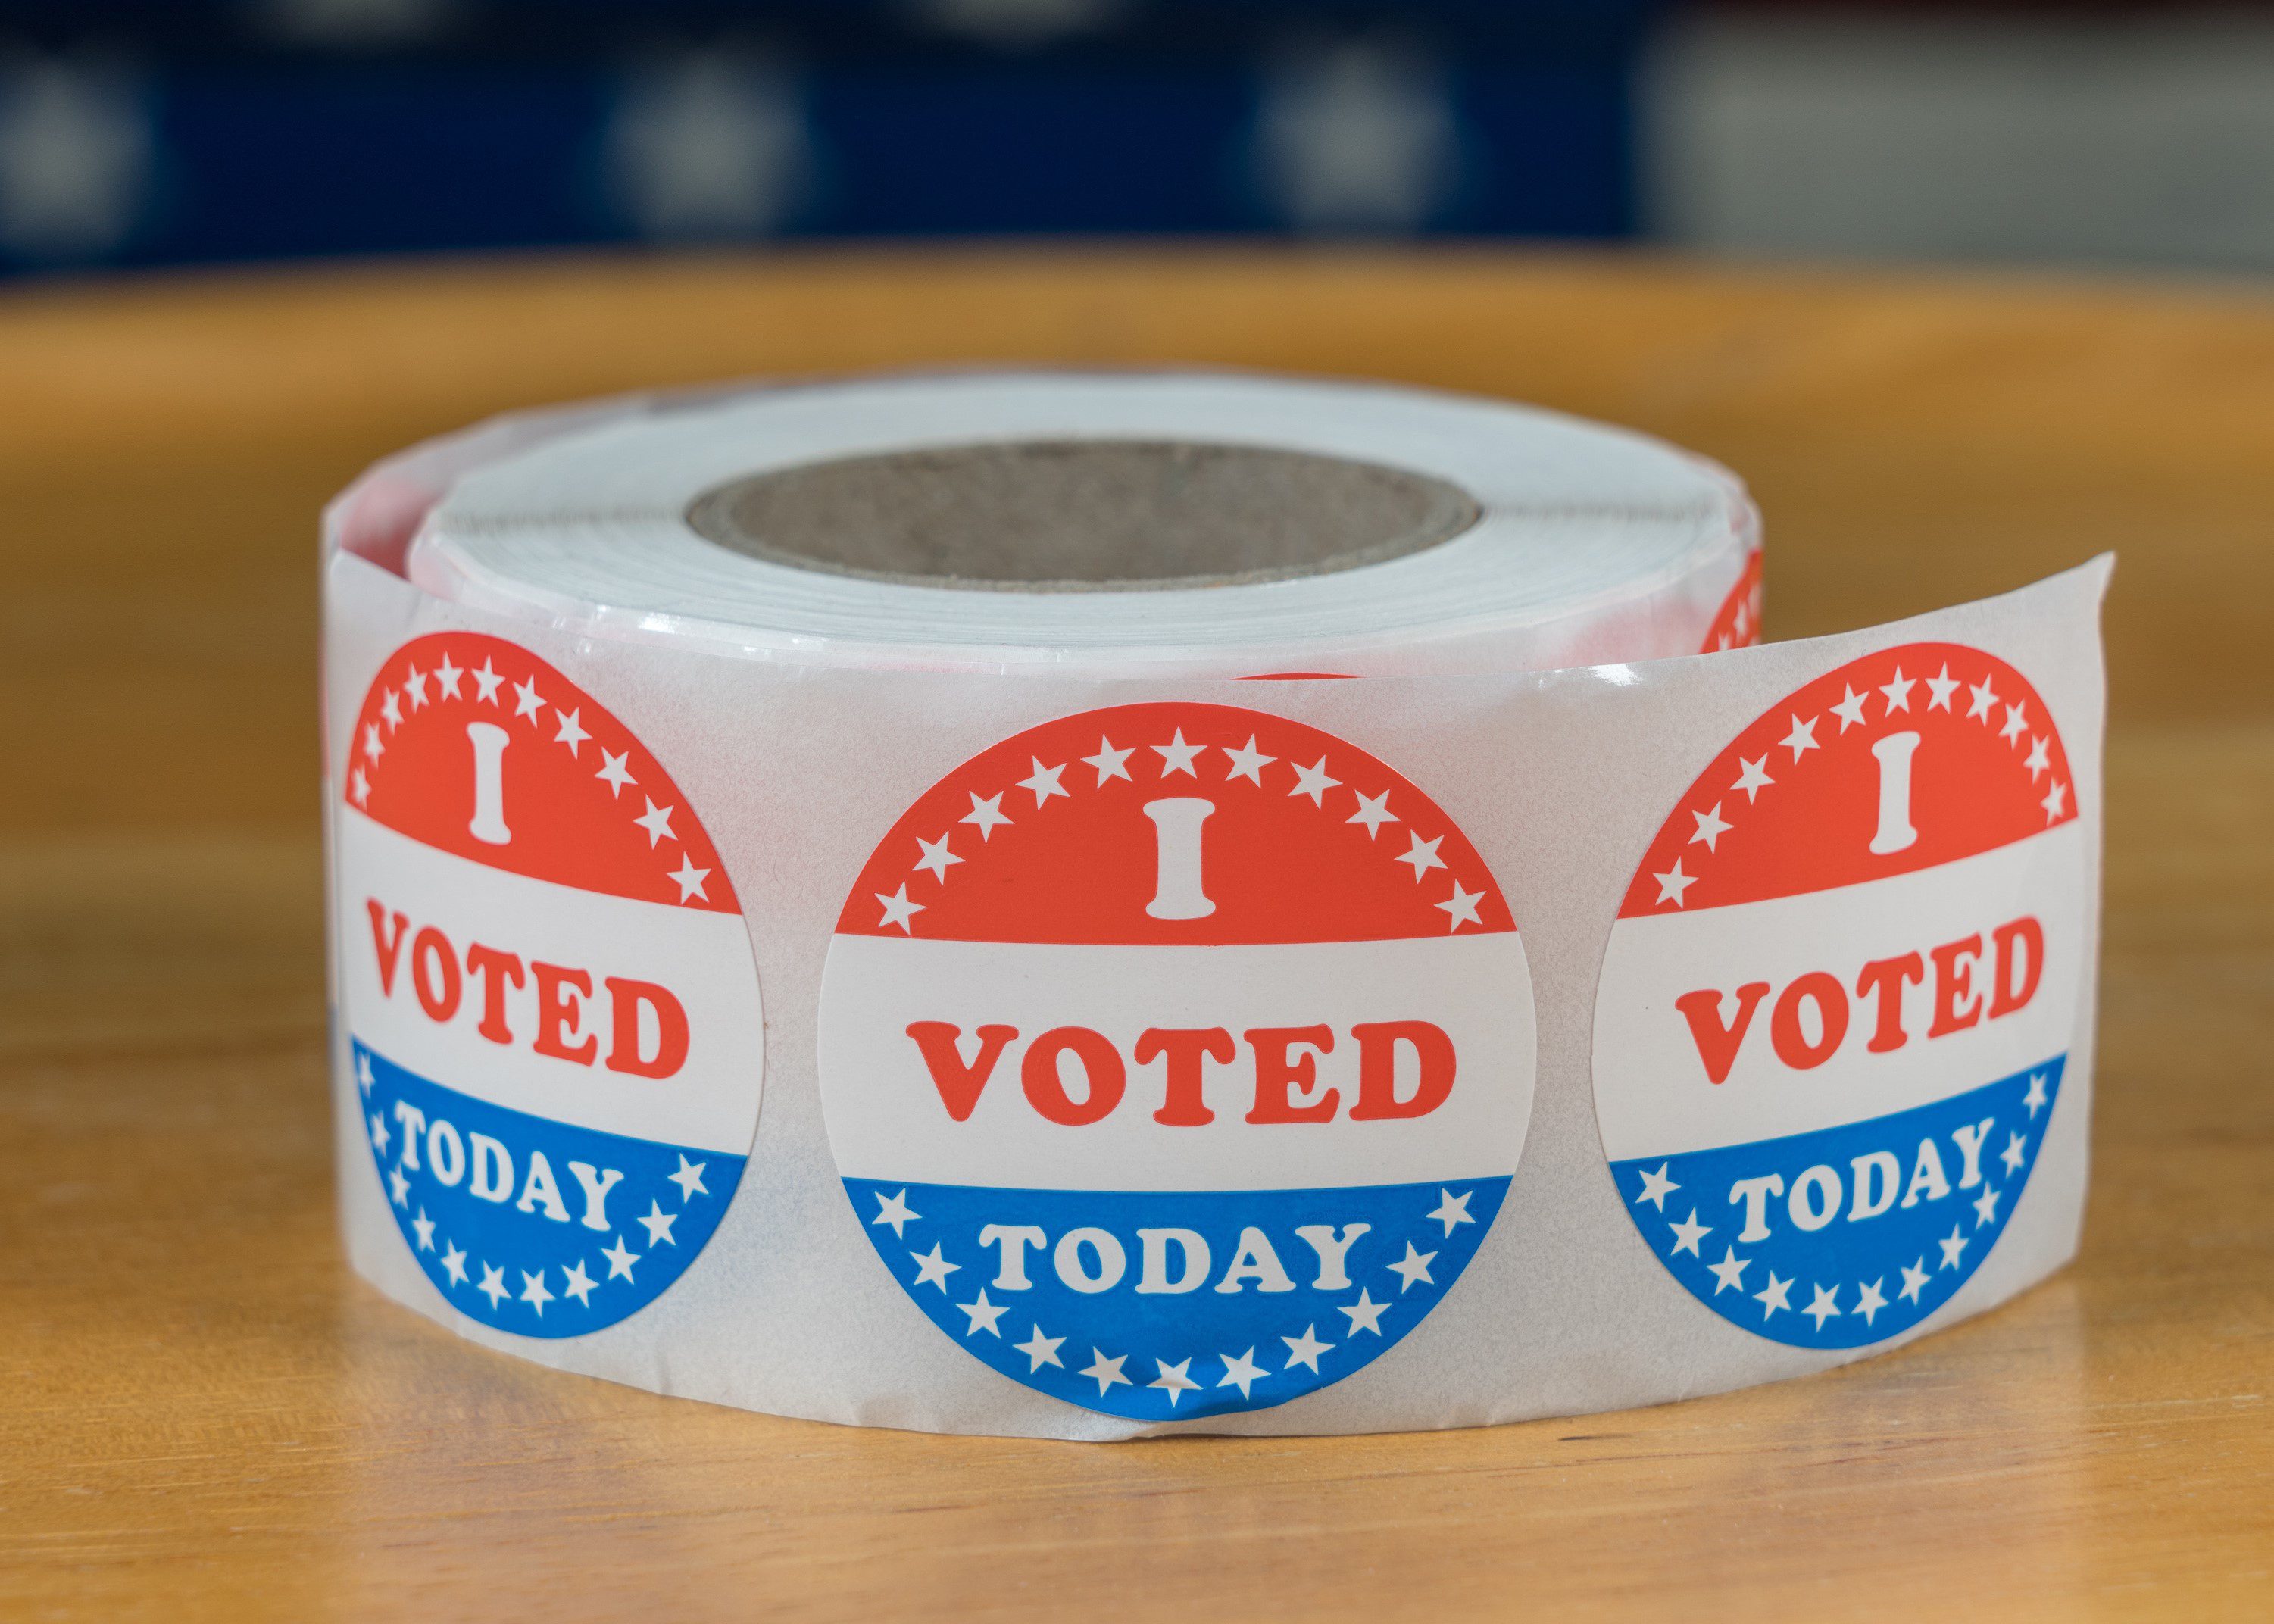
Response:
[380, 689, 403, 729]
[1668, 1209, 1710, 1256]
[1154, 730, 1204, 776]
[1831, 686, 1869, 732]
[668, 1155, 708, 1201]
[439, 1243, 469, 1285]
[1938, 1225, 1969, 1270]
[1707, 1246, 1748, 1295]
[1653, 859, 1696, 908]
[1689, 801, 1732, 852]
[388, 1167, 411, 1208]
[1288, 757, 1340, 805]
[512, 676, 545, 720]
[1731, 754, 1773, 802]
[1635, 1163, 1679, 1210]
[961, 791, 1012, 839]
[634, 798, 677, 847]
[433, 655, 464, 698]
[1222, 736, 1276, 784]
[1782, 714, 1820, 760]
[1899, 1259, 1932, 1302]
[596, 749, 636, 797]
[1926, 664, 1960, 710]
[957, 1289, 1007, 1337]
[602, 1235, 640, 1281]
[1150, 1357, 1200, 1406]
[1880, 668, 1916, 712]
[1426, 1188, 1473, 1235]
[1854, 1277, 1888, 1325]
[477, 1263, 509, 1307]
[1385, 1241, 1437, 1292]
[356, 1053, 374, 1092]
[910, 1243, 958, 1291]
[1282, 1324, 1332, 1373]
[1083, 737, 1134, 784]
[1217, 1348, 1267, 1399]
[913, 832, 961, 882]
[870, 1188, 918, 1236]
[1338, 1288, 1388, 1336]
[1435, 882, 1484, 932]
[2023, 736, 2051, 780]
[471, 660, 504, 704]
[2023, 1073, 2050, 1116]
[411, 1209, 436, 1251]
[1080, 1349, 1131, 1393]
[1348, 789, 1398, 838]
[670, 857, 711, 903]
[2001, 1129, 2029, 1175]
[876, 885, 924, 932]
[1018, 757, 1069, 804]
[1014, 1325, 1065, 1371]
[1803, 1283, 1841, 1329]
[367, 1110, 390, 1154]
[520, 1270, 554, 1316]
[362, 722, 383, 762]
[1397, 832, 1445, 879]
[1754, 1271, 1792, 1320]
[2042, 780, 2069, 821]
[2001, 701, 2029, 744]
[1967, 677, 2001, 721]
[403, 667, 429, 710]
[638, 1201, 678, 1247]
[350, 766, 370, 806]
[1973, 1184, 2001, 1227]
[561, 1260, 598, 1307]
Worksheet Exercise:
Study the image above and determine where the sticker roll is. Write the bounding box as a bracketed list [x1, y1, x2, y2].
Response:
[322, 370, 2102, 1440]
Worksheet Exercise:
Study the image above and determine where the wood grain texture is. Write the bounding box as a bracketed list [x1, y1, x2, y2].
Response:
[1, 251, 2269, 1621]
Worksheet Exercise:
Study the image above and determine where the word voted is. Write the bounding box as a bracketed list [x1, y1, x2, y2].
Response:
[1677, 915, 2044, 1085]
[907, 1020, 1457, 1127]
[365, 899, 689, 1080]
[1725, 1113, 2005, 1244]
[970, 1217, 1372, 1297]
[380, 1094, 627, 1233]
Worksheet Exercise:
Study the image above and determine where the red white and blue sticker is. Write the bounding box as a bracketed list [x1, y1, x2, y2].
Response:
[336, 632, 764, 1338]
[818, 701, 1534, 1420]
[1593, 643, 2083, 1348]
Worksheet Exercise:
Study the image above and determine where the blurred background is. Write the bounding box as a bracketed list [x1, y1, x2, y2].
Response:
[1, 0, 2270, 279]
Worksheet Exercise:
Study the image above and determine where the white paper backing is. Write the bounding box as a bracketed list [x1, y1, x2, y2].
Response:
[323, 535, 2106, 1440]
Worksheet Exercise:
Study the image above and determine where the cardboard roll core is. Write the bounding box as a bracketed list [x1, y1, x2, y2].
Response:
[684, 439, 1482, 591]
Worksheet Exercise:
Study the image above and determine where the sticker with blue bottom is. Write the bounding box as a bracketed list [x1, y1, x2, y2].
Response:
[1613, 1057, 2062, 1349]
[358, 1040, 745, 1338]
[845, 1176, 1510, 1420]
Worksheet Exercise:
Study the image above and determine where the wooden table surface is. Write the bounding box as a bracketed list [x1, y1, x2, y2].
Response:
[3, 251, 2269, 1620]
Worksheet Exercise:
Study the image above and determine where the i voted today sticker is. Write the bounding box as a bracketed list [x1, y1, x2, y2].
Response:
[1702, 548, 1765, 654]
[818, 701, 1534, 1421]
[336, 632, 764, 1338]
[1593, 642, 2084, 1349]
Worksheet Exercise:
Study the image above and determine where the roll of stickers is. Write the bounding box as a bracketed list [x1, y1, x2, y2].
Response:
[322, 372, 2103, 1439]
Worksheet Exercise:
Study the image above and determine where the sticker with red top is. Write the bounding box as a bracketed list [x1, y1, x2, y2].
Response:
[1702, 548, 1764, 654]
[1594, 643, 2083, 1348]
[336, 632, 763, 1338]
[818, 701, 1534, 1420]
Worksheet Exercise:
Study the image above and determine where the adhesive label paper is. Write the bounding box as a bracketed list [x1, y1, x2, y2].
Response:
[1593, 642, 2084, 1348]
[818, 701, 1535, 1419]
[336, 632, 764, 1337]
